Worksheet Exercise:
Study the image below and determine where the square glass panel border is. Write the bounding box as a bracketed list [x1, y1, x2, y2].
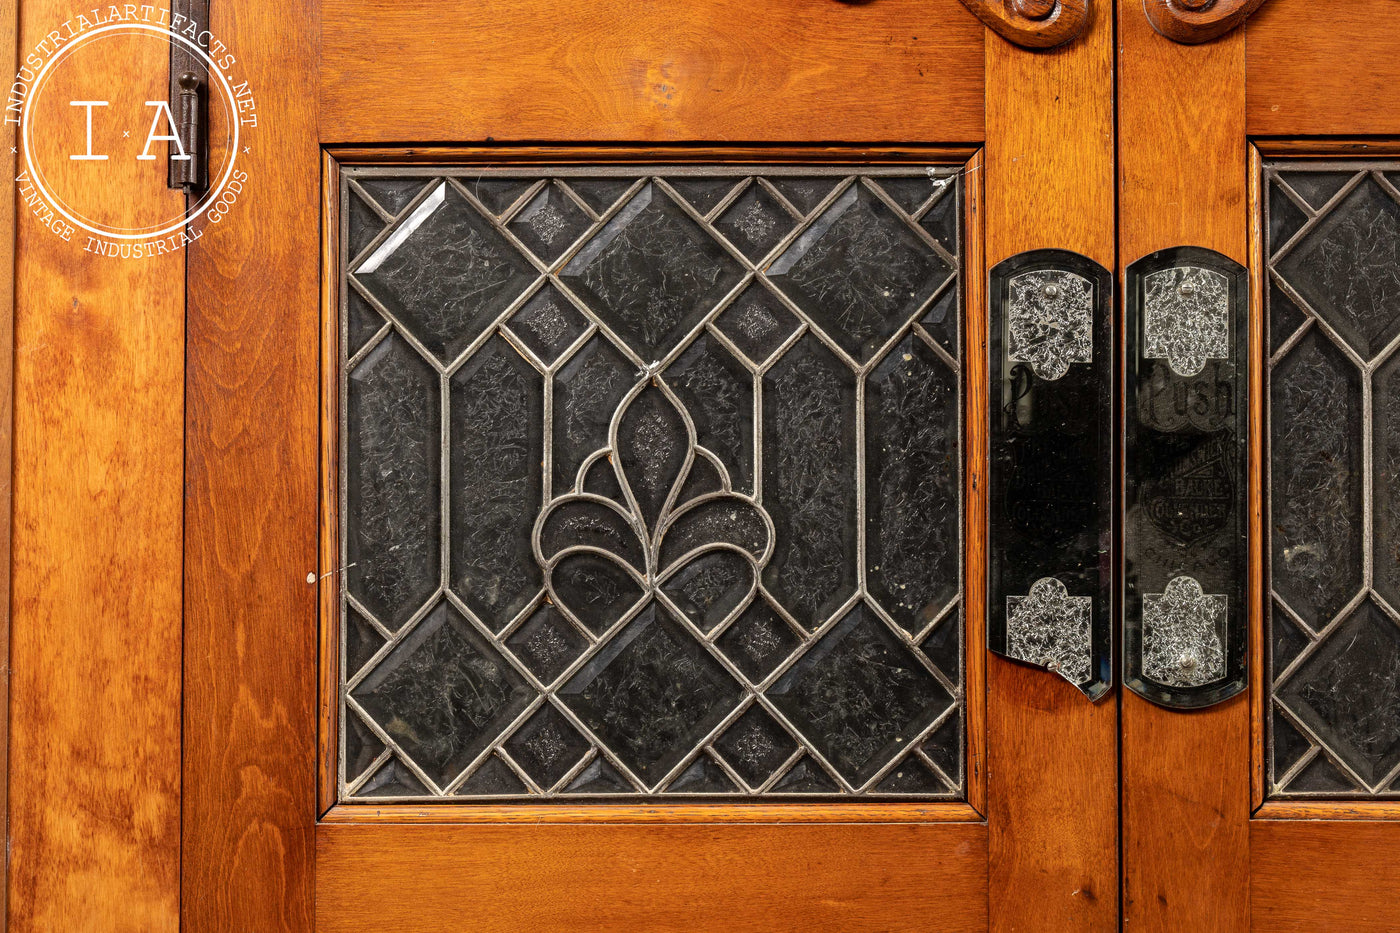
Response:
[336, 164, 968, 801]
[1263, 160, 1400, 798]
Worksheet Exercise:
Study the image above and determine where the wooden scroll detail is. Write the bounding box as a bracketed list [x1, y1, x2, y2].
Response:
[956, 0, 1090, 50]
[1142, 0, 1269, 44]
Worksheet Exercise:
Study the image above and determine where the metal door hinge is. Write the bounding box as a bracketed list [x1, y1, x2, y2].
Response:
[166, 0, 210, 191]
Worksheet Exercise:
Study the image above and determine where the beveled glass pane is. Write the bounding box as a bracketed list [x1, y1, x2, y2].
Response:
[339, 165, 965, 800]
[1270, 329, 1363, 626]
[1265, 161, 1400, 799]
[449, 337, 543, 632]
[345, 334, 440, 628]
[768, 183, 951, 362]
[866, 334, 959, 634]
[762, 335, 858, 629]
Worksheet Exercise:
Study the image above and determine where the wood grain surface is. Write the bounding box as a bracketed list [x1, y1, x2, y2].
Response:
[983, 3, 1119, 930]
[320, 0, 984, 144]
[1247, 0, 1400, 136]
[181, 0, 320, 930]
[1118, 4, 1250, 931]
[319, 822, 990, 933]
[0, 0, 17, 921]
[1252, 821, 1400, 930]
[8, 3, 185, 930]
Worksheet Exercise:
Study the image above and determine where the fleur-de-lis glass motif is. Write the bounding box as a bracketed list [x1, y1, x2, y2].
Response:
[535, 380, 775, 633]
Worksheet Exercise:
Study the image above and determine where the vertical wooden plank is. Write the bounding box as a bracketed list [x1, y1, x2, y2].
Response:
[182, 0, 320, 928]
[1118, 6, 1250, 932]
[983, 4, 1119, 930]
[0, 0, 17, 921]
[8, 2, 184, 930]
[963, 148, 988, 818]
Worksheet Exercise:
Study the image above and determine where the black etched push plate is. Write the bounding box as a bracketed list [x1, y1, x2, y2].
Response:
[988, 250, 1113, 699]
[1125, 248, 1248, 709]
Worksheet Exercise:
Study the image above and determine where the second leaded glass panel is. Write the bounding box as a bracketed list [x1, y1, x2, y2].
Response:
[338, 165, 966, 800]
[1265, 161, 1400, 798]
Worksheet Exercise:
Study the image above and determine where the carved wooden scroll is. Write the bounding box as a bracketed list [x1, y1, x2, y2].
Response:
[1142, 0, 1270, 44]
[956, 0, 1090, 50]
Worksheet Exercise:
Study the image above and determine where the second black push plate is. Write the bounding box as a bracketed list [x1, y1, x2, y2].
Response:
[1124, 247, 1248, 709]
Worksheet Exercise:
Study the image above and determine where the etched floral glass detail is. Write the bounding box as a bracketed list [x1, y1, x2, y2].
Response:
[1141, 576, 1227, 688]
[1265, 162, 1400, 797]
[1006, 270, 1093, 380]
[1143, 267, 1230, 377]
[339, 166, 965, 799]
[1005, 577, 1092, 687]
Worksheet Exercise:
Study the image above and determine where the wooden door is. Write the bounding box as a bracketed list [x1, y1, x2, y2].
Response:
[170, 1, 1119, 932]
[1118, 1, 1400, 930]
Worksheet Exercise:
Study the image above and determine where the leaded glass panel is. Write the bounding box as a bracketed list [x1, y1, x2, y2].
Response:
[338, 166, 966, 800]
[1265, 161, 1400, 797]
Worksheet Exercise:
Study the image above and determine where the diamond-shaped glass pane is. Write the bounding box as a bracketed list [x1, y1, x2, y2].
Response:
[506, 285, 589, 364]
[356, 183, 537, 363]
[1276, 176, 1400, 360]
[769, 183, 951, 361]
[506, 605, 588, 684]
[716, 597, 800, 683]
[712, 282, 801, 366]
[713, 706, 798, 788]
[714, 182, 795, 262]
[561, 184, 744, 361]
[769, 605, 952, 784]
[508, 182, 591, 264]
[1278, 600, 1400, 786]
[353, 602, 532, 786]
[504, 705, 590, 790]
[561, 603, 742, 786]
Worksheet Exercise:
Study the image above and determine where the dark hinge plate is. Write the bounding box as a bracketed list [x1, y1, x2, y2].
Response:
[167, 0, 210, 190]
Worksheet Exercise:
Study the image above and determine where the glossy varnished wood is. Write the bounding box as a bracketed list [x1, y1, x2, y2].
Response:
[320, 0, 984, 144]
[181, 0, 320, 930]
[1247, 0, 1400, 136]
[1144, 0, 1269, 45]
[983, 2, 1119, 929]
[0, 0, 17, 922]
[963, 149, 988, 817]
[8, 4, 185, 930]
[319, 822, 989, 932]
[1251, 821, 1400, 929]
[956, 0, 1089, 50]
[1118, 4, 1250, 931]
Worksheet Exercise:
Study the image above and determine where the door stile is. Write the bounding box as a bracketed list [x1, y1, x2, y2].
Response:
[1117, 5, 1251, 931]
[982, 2, 1119, 929]
[181, 0, 321, 930]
